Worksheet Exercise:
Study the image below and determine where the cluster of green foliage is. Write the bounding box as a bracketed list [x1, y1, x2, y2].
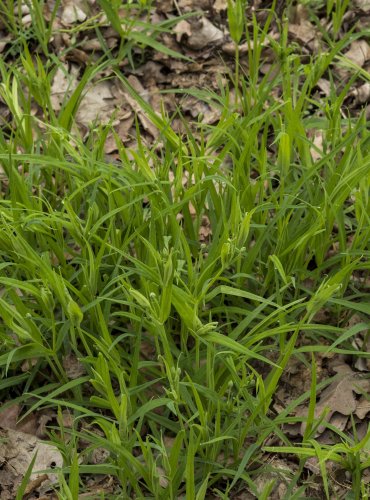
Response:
[0, 0, 369, 498]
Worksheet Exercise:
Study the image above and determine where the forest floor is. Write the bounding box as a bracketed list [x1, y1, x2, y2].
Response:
[0, 1, 370, 498]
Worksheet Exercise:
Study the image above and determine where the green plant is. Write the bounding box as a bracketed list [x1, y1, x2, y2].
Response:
[0, 1, 369, 497]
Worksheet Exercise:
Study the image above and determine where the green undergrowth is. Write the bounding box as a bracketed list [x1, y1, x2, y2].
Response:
[0, 1, 369, 498]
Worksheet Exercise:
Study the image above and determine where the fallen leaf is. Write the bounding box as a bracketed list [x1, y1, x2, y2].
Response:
[122, 75, 160, 139]
[61, 0, 87, 25]
[355, 397, 370, 419]
[155, 0, 173, 12]
[199, 215, 212, 243]
[0, 427, 63, 498]
[222, 41, 250, 55]
[181, 95, 221, 124]
[61, 409, 74, 428]
[348, 82, 370, 105]
[316, 78, 331, 96]
[66, 47, 90, 65]
[104, 113, 134, 153]
[0, 34, 11, 53]
[0, 403, 53, 438]
[354, 0, 370, 11]
[156, 466, 169, 488]
[179, 17, 224, 50]
[296, 363, 370, 435]
[90, 447, 110, 464]
[63, 353, 86, 379]
[214, 0, 228, 12]
[76, 80, 116, 127]
[174, 20, 193, 43]
[343, 40, 370, 68]
[0, 403, 39, 435]
[310, 131, 324, 162]
[289, 20, 317, 45]
[254, 458, 296, 499]
[50, 63, 79, 112]
[288, 5, 317, 47]
[177, 0, 210, 9]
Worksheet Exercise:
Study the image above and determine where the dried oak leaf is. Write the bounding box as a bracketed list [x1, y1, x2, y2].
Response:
[63, 353, 86, 379]
[61, 0, 87, 25]
[254, 458, 296, 499]
[122, 75, 159, 139]
[0, 403, 52, 437]
[355, 396, 370, 419]
[309, 131, 324, 162]
[0, 34, 12, 53]
[354, 0, 370, 11]
[0, 427, 63, 498]
[50, 63, 79, 112]
[51, 68, 130, 131]
[297, 363, 370, 435]
[288, 5, 318, 48]
[76, 80, 116, 127]
[343, 40, 370, 68]
[173, 20, 193, 43]
[176, 17, 224, 50]
[177, 0, 210, 9]
[214, 0, 228, 12]
[348, 82, 370, 106]
[289, 21, 316, 45]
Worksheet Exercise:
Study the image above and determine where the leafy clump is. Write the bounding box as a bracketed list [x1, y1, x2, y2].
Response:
[0, 0, 369, 499]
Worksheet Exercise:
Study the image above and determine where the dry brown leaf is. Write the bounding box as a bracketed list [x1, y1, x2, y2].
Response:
[155, 0, 173, 12]
[0, 403, 53, 438]
[344, 40, 370, 68]
[61, 0, 87, 25]
[254, 458, 295, 499]
[122, 76, 160, 139]
[133, 61, 168, 85]
[222, 41, 250, 55]
[52, 69, 128, 130]
[0, 404, 20, 429]
[199, 215, 212, 243]
[354, 0, 370, 11]
[297, 363, 370, 435]
[214, 0, 228, 12]
[0, 427, 63, 498]
[348, 314, 370, 371]
[181, 95, 221, 124]
[349, 82, 370, 105]
[50, 64, 79, 112]
[104, 114, 134, 153]
[63, 353, 86, 379]
[76, 80, 116, 127]
[21, 357, 38, 372]
[177, 0, 210, 9]
[288, 4, 319, 50]
[310, 131, 324, 162]
[156, 466, 169, 488]
[0, 403, 39, 435]
[355, 396, 370, 419]
[316, 78, 331, 96]
[304, 456, 320, 474]
[173, 20, 193, 43]
[355, 421, 370, 441]
[0, 34, 12, 53]
[289, 21, 316, 45]
[179, 17, 224, 50]
[328, 412, 348, 432]
[90, 447, 110, 464]
[61, 409, 74, 428]
[24, 474, 49, 496]
[66, 47, 90, 65]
